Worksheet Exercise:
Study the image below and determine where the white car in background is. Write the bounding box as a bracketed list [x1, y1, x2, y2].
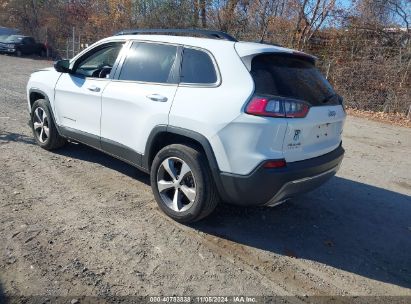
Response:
[26, 29, 345, 223]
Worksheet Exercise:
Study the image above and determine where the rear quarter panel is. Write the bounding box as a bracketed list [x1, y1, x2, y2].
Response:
[169, 43, 255, 173]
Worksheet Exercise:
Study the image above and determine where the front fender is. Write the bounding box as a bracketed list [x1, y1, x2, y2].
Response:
[27, 68, 62, 122]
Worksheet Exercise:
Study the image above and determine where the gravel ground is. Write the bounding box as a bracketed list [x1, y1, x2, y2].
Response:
[0, 55, 410, 301]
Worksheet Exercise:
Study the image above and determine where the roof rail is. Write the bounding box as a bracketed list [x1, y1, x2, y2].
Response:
[115, 28, 238, 42]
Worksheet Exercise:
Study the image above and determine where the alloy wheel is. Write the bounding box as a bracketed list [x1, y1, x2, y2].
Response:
[157, 157, 197, 212]
[33, 107, 49, 143]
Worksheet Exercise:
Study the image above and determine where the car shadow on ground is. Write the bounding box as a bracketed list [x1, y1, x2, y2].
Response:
[0, 131, 35, 145]
[51, 142, 410, 289]
[193, 177, 411, 289]
[0, 282, 5, 303]
[54, 141, 150, 185]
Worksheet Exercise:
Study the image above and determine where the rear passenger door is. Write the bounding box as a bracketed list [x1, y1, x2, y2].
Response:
[168, 47, 221, 136]
[100, 41, 179, 166]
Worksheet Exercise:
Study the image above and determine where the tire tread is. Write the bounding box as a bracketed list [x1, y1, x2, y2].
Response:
[151, 143, 219, 223]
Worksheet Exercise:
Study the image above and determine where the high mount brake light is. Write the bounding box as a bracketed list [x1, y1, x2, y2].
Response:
[245, 96, 310, 118]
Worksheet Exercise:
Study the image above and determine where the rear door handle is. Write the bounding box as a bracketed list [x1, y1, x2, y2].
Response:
[146, 94, 168, 102]
[87, 85, 101, 92]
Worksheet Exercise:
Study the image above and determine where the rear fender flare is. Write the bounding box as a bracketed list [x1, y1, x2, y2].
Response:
[143, 126, 226, 200]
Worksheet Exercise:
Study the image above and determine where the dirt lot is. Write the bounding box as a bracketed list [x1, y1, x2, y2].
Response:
[0, 55, 410, 301]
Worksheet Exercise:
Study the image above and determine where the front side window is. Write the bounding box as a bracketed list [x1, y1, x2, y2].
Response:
[180, 48, 217, 84]
[118, 42, 177, 83]
[74, 43, 124, 78]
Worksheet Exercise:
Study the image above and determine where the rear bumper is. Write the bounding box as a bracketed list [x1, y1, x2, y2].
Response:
[218, 144, 344, 206]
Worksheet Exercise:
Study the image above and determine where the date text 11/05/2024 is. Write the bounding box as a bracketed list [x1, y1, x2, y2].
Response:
[149, 296, 257, 303]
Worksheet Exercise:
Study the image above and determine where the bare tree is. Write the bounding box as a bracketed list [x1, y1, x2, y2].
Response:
[200, 0, 207, 27]
[215, 0, 240, 32]
[292, 0, 336, 49]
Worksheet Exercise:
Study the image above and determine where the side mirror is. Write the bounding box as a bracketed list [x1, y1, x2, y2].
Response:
[54, 59, 71, 73]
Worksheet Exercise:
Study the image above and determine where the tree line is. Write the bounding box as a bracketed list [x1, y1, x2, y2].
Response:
[0, 0, 410, 114]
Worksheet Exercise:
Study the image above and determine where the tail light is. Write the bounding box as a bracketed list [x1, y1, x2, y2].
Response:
[245, 96, 310, 118]
[263, 159, 286, 169]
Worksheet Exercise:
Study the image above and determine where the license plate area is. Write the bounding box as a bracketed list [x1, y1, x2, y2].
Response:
[284, 122, 338, 151]
[314, 122, 334, 141]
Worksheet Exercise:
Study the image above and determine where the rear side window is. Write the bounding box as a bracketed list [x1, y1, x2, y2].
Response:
[181, 48, 217, 84]
[119, 42, 177, 83]
[251, 54, 337, 106]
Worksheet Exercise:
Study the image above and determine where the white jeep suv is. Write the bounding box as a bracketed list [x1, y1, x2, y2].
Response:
[27, 29, 345, 223]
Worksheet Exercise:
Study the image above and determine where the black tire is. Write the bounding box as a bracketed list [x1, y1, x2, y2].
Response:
[150, 144, 219, 223]
[30, 99, 66, 150]
[16, 49, 22, 57]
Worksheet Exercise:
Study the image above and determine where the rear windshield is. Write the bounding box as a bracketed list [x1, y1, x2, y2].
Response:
[250, 53, 338, 106]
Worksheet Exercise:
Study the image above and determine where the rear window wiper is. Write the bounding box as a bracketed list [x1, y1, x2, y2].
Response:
[320, 93, 339, 104]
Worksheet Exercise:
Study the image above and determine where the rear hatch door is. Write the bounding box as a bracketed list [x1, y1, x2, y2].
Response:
[250, 52, 345, 162]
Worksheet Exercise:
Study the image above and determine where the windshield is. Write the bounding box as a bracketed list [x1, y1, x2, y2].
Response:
[250, 53, 338, 106]
[5, 35, 24, 43]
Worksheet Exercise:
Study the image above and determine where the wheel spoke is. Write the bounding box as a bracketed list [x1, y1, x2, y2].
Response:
[162, 159, 177, 181]
[180, 185, 196, 203]
[157, 180, 174, 193]
[35, 108, 42, 123]
[33, 122, 42, 130]
[157, 156, 197, 213]
[39, 128, 44, 142]
[178, 162, 191, 181]
[43, 126, 50, 138]
[172, 189, 182, 211]
[42, 110, 47, 122]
